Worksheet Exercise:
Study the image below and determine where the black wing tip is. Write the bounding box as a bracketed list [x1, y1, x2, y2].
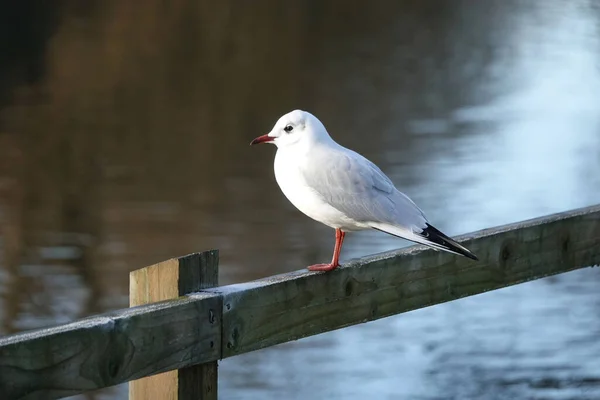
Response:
[462, 250, 479, 261]
[422, 224, 479, 261]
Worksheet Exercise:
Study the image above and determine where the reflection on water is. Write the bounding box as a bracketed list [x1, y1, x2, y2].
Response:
[1, 1, 599, 399]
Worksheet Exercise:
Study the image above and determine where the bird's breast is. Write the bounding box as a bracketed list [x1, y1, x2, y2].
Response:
[273, 151, 364, 230]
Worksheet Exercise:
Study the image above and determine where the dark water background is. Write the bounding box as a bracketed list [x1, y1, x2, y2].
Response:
[1, 1, 600, 399]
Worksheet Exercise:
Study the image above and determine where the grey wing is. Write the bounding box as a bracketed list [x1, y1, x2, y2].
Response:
[302, 147, 428, 231]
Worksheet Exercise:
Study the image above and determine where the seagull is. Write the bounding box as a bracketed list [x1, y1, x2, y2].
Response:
[251, 110, 478, 272]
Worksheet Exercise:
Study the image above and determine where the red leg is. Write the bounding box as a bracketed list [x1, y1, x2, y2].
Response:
[308, 228, 346, 272]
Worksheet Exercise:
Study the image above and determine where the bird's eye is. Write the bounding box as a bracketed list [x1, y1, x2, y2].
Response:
[284, 124, 294, 133]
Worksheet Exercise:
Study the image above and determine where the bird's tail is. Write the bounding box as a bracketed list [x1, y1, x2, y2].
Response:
[371, 222, 479, 261]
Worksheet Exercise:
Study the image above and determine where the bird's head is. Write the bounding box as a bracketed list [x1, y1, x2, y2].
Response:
[250, 110, 331, 149]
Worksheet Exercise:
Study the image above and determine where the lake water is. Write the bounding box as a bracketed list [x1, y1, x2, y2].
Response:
[1, 1, 599, 399]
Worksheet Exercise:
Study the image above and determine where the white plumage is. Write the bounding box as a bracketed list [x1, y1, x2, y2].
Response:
[251, 110, 478, 271]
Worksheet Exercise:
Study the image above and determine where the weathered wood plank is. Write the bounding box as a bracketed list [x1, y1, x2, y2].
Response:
[129, 250, 220, 400]
[218, 204, 600, 358]
[0, 205, 598, 399]
[0, 288, 220, 399]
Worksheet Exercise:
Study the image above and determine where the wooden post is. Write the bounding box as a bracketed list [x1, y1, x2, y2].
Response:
[129, 250, 219, 400]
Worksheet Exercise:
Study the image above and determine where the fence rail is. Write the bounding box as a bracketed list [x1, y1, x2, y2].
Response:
[1, 204, 599, 399]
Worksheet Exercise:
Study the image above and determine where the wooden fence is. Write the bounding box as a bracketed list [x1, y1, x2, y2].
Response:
[0, 204, 599, 399]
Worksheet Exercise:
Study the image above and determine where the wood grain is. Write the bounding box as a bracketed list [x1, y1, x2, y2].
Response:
[129, 251, 220, 400]
[218, 204, 600, 358]
[128, 257, 180, 400]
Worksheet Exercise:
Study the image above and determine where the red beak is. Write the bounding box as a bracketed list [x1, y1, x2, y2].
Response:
[250, 134, 274, 145]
